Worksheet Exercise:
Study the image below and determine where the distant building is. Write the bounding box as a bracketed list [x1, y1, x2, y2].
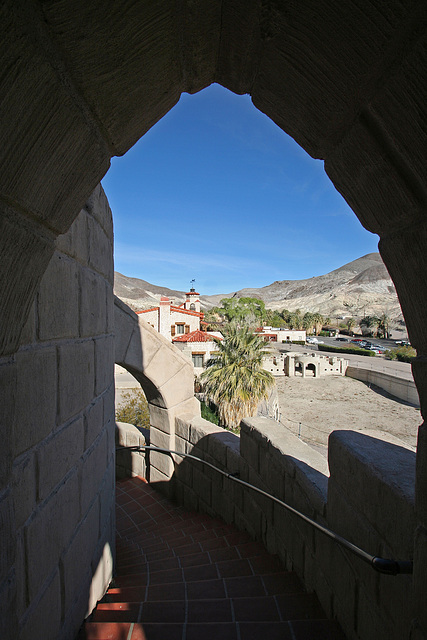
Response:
[136, 286, 203, 341]
[172, 329, 223, 373]
[263, 351, 348, 377]
[255, 326, 306, 343]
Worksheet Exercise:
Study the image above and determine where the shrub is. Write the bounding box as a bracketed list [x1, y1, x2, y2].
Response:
[385, 345, 416, 363]
[200, 400, 220, 425]
[116, 389, 150, 428]
[318, 344, 376, 357]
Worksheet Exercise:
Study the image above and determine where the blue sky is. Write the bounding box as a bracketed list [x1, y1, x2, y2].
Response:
[101, 84, 379, 296]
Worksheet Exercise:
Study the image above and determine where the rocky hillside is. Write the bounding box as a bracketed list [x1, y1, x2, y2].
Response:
[114, 253, 404, 325]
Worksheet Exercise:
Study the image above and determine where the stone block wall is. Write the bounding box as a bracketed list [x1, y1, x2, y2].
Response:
[346, 365, 420, 407]
[0, 185, 115, 640]
[164, 415, 416, 640]
[115, 422, 148, 479]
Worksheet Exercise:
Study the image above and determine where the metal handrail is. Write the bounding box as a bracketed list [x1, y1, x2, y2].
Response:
[116, 444, 413, 575]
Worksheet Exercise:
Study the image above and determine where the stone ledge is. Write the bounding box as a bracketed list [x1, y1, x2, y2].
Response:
[328, 429, 415, 557]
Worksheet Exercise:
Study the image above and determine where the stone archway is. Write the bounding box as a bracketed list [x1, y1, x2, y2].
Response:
[114, 296, 199, 481]
[1, 3, 426, 638]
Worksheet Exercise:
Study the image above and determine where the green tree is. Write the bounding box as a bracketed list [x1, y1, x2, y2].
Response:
[219, 297, 265, 326]
[288, 309, 303, 330]
[346, 317, 356, 333]
[377, 313, 390, 339]
[312, 313, 324, 335]
[360, 315, 379, 337]
[200, 326, 275, 430]
[116, 389, 150, 429]
[302, 311, 315, 334]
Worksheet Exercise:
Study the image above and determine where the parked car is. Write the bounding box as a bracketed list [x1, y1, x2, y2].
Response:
[306, 337, 319, 344]
[369, 346, 385, 354]
[335, 337, 348, 342]
[395, 340, 410, 346]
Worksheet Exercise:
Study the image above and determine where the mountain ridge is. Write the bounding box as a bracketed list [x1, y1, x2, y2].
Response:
[114, 252, 404, 324]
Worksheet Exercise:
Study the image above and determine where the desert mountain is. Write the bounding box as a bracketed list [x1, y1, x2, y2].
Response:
[114, 253, 404, 325]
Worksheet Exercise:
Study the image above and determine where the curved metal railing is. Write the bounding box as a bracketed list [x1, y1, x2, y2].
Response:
[116, 444, 413, 576]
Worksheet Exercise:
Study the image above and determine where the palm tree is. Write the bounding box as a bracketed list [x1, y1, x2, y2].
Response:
[312, 312, 324, 335]
[376, 313, 390, 339]
[200, 326, 275, 430]
[346, 317, 356, 333]
[360, 315, 378, 337]
[289, 309, 303, 330]
[302, 311, 315, 334]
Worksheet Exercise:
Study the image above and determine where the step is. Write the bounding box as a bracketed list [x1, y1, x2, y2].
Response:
[78, 478, 346, 640]
[79, 619, 346, 640]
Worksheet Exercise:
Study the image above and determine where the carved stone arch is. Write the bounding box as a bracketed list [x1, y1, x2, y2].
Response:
[114, 296, 199, 480]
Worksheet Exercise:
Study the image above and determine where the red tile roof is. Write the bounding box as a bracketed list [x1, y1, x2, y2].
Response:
[137, 306, 203, 318]
[172, 330, 223, 343]
[170, 305, 203, 318]
[136, 308, 159, 314]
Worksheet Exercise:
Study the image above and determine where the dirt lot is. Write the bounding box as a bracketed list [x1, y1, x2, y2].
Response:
[275, 374, 421, 455]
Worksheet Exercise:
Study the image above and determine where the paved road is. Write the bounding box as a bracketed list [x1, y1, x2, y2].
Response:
[115, 364, 141, 407]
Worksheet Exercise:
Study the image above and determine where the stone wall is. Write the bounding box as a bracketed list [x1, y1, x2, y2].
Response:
[0, 186, 115, 640]
[115, 422, 148, 480]
[346, 365, 420, 407]
[165, 416, 416, 640]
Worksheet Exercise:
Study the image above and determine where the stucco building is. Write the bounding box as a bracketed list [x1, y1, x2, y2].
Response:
[256, 326, 307, 343]
[172, 328, 223, 373]
[136, 287, 204, 341]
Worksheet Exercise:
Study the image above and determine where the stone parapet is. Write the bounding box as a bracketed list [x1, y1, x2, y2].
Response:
[346, 365, 420, 407]
[164, 414, 416, 640]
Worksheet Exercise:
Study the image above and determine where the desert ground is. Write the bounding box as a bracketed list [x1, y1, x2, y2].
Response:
[115, 365, 421, 456]
[274, 374, 421, 455]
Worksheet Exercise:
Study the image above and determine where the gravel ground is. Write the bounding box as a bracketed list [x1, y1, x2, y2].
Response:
[275, 374, 421, 455]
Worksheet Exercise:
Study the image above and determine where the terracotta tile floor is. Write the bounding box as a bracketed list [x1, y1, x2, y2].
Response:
[78, 477, 346, 640]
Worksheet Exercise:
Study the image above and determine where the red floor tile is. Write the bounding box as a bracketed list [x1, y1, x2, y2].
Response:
[216, 557, 253, 578]
[187, 598, 233, 623]
[132, 623, 182, 640]
[177, 551, 210, 567]
[239, 621, 293, 640]
[148, 568, 183, 585]
[140, 600, 186, 623]
[232, 595, 280, 622]
[225, 575, 266, 598]
[183, 563, 219, 582]
[186, 578, 227, 600]
[82, 479, 345, 640]
[208, 546, 240, 563]
[146, 582, 186, 602]
[186, 622, 239, 640]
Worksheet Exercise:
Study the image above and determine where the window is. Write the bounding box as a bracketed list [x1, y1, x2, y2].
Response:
[176, 323, 185, 334]
[190, 303, 196, 310]
[192, 353, 204, 367]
